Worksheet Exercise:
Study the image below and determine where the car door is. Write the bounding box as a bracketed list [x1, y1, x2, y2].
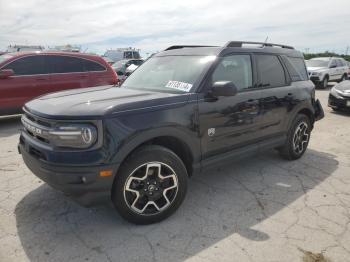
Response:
[83, 59, 110, 86]
[47, 55, 90, 92]
[198, 54, 264, 160]
[255, 54, 297, 141]
[0, 55, 50, 113]
[328, 59, 338, 81]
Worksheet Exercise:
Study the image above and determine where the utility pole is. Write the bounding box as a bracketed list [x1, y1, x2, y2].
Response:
[345, 46, 349, 56]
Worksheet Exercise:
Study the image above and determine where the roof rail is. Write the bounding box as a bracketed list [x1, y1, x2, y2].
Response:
[225, 41, 294, 50]
[164, 45, 216, 51]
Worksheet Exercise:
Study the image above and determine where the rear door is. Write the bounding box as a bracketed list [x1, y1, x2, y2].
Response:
[83, 59, 111, 86]
[0, 55, 50, 113]
[47, 55, 90, 92]
[255, 54, 293, 140]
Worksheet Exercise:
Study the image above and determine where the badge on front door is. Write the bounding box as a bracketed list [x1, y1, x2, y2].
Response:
[208, 128, 215, 137]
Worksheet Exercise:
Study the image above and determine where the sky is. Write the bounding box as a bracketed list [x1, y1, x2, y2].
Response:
[0, 0, 349, 56]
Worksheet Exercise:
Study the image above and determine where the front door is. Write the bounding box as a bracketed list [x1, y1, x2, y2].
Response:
[198, 54, 264, 160]
[0, 55, 50, 113]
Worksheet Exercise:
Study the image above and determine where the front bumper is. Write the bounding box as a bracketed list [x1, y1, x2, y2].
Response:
[18, 136, 117, 206]
[310, 76, 321, 83]
[328, 93, 350, 110]
[314, 99, 325, 121]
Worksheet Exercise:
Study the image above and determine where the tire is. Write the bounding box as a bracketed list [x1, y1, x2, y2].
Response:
[112, 145, 188, 224]
[279, 114, 311, 160]
[318, 76, 328, 89]
[339, 74, 347, 82]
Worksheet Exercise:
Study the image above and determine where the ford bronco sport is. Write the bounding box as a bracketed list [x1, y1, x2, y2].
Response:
[18, 41, 324, 224]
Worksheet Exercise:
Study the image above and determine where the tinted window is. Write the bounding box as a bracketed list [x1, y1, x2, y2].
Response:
[212, 55, 253, 91]
[336, 59, 345, 67]
[132, 52, 141, 59]
[329, 60, 337, 68]
[83, 59, 106, 71]
[3, 55, 47, 75]
[283, 56, 308, 81]
[124, 51, 133, 59]
[256, 55, 286, 87]
[48, 55, 84, 73]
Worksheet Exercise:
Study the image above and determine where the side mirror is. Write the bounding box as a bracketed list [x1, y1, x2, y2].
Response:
[0, 69, 14, 79]
[211, 81, 238, 97]
[329, 64, 337, 68]
[117, 71, 124, 76]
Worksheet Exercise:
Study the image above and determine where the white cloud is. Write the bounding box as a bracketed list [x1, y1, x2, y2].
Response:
[0, 0, 349, 54]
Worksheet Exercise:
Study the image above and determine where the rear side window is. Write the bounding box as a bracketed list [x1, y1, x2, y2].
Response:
[83, 59, 106, 72]
[2, 56, 47, 75]
[212, 54, 253, 91]
[283, 56, 308, 81]
[48, 55, 85, 73]
[256, 55, 286, 88]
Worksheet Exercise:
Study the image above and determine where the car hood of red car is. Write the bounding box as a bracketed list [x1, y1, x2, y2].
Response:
[24, 85, 191, 119]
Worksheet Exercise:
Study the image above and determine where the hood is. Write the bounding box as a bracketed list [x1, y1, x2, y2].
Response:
[24, 85, 190, 119]
[307, 66, 328, 72]
[333, 80, 350, 95]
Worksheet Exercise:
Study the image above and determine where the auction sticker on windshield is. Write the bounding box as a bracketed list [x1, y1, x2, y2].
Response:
[166, 80, 193, 92]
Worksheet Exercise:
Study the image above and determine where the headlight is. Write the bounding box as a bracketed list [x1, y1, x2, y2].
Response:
[330, 88, 343, 99]
[312, 72, 321, 76]
[49, 124, 98, 149]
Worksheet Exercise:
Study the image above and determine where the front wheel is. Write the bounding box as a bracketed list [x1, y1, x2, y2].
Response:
[318, 76, 328, 89]
[279, 114, 311, 160]
[112, 145, 188, 224]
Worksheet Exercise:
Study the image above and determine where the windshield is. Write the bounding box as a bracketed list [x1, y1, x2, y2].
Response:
[0, 54, 13, 64]
[306, 59, 329, 67]
[122, 55, 215, 93]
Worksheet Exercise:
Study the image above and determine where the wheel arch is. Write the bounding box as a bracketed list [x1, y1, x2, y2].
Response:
[112, 128, 200, 177]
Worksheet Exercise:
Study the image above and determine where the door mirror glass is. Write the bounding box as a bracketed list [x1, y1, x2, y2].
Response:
[0, 69, 14, 79]
[211, 81, 238, 97]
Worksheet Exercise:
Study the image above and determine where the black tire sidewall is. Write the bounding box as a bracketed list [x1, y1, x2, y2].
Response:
[112, 145, 188, 224]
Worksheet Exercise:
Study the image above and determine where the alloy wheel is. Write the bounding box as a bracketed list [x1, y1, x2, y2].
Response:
[123, 162, 178, 215]
[292, 121, 309, 155]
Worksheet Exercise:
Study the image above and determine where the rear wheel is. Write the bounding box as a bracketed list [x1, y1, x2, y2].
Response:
[112, 145, 188, 224]
[279, 114, 311, 160]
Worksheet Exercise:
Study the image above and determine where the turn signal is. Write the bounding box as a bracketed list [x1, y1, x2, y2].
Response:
[99, 170, 113, 177]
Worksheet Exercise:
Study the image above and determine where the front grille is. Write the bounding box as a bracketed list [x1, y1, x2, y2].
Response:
[22, 111, 54, 145]
[24, 112, 52, 128]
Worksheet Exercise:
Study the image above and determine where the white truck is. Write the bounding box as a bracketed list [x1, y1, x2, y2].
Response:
[306, 57, 349, 88]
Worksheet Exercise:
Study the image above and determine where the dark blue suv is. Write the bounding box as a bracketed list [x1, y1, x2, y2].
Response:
[18, 41, 324, 224]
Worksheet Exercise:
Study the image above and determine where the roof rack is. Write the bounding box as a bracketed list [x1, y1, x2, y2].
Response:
[225, 41, 294, 50]
[164, 45, 216, 51]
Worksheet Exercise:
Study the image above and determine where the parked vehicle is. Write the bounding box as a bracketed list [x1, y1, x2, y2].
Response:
[0, 51, 118, 115]
[18, 41, 324, 224]
[103, 48, 141, 63]
[112, 59, 144, 82]
[329, 80, 350, 111]
[306, 57, 348, 89]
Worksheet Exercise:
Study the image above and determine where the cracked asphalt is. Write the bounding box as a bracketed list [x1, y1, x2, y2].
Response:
[0, 87, 350, 262]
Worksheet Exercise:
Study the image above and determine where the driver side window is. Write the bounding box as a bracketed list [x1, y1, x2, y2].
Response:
[212, 55, 253, 91]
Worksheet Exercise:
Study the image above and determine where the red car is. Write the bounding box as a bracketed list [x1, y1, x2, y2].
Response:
[0, 51, 118, 115]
